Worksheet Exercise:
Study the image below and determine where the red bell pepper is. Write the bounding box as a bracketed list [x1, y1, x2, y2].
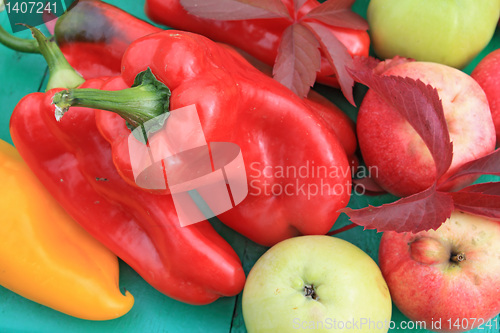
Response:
[144, 0, 370, 88]
[9, 28, 245, 305]
[49, 29, 352, 246]
[52, 0, 357, 161]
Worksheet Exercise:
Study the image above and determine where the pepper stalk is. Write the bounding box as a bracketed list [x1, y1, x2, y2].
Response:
[0, 24, 84, 90]
[0, 23, 40, 53]
[52, 68, 171, 130]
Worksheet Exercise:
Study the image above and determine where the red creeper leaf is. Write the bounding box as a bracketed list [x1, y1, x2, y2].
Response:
[341, 185, 454, 233]
[180, 0, 290, 20]
[347, 59, 453, 178]
[439, 149, 500, 190]
[303, 0, 368, 30]
[455, 182, 500, 195]
[450, 182, 500, 220]
[350, 55, 414, 75]
[305, 21, 355, 105]
[273, 23, 321, 98]
[293, 0, 307, 12]
[353, 177, 387, 196]
[350, 55, 380, 72]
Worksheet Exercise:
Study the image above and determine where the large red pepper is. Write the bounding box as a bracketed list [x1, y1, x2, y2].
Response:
[52, 0, 356, 159]
[49, 29, 352, 246]
[144, 0, 370, 87]
[9, 29, 245, 305]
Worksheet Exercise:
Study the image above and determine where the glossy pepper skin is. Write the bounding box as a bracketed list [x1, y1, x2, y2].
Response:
[54, 0, 162, 78]
[53, 0, 356, 159]
[0, 139, 134, 320]
[10, 78, 246, 305]
[54, 30, 352, 246]
[144, 0, 370, 87]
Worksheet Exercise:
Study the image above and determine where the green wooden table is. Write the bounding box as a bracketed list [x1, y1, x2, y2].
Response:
[0, 1, 499, 332]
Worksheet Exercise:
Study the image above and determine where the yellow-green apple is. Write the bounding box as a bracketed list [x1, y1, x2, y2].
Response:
[472, 49, 500, 145]
[367, 0, 500, 69]
[378, 211, 500, 332]
[357, 61, 496, 197]
[242, 235, 392, 333]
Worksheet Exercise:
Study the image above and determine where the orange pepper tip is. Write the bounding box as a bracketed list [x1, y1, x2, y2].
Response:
[80, 289, 135, 321]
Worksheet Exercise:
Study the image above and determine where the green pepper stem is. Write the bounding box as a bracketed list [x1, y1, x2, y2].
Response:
[52, 68, 171, 129]
[0, 24, 40, 53]
[27, 27, 84, 90]
[0, 24, 83, 90]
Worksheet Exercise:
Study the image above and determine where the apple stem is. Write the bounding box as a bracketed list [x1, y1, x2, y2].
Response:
[304, 284, 318, 300]
[450, 252, 466, 263]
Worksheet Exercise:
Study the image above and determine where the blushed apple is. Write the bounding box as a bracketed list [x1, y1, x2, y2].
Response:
[242, 235, 392, 333]
[357, 61, 496, 197]
[472, 48, 500, 145]
[367, 0, 500, 69]
[378, 211, 500, 332]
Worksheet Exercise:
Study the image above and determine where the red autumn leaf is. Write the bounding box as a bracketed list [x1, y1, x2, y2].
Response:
[303, 0, 368, 30]
[180, 0, 290, 20]
[273, 23, 321, 98]
[293, 0, 307, 12]
[341, 185, 454, 232]
[350, 55, 380, 72]
[455, 182, 500, 195]
[350, 55, 414, 75]
[353, 176, 387, 196]
[438, 149, 500, 190]
[305, 21, 354, 105]
[449, 182, 500, 220]
[347, 60, 453, 178]
[181, 0, 368, 100]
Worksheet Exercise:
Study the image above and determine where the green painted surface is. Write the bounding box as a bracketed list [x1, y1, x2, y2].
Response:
[0, 1, 499, 332]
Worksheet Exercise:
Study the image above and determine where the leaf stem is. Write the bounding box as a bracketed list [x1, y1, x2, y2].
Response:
[327, 223, 358, 236]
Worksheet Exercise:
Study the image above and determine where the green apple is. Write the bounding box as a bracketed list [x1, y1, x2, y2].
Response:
[367, 0, 500, 69]
[242, 236, 392, 333]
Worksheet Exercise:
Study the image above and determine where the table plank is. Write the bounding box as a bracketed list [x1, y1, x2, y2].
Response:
[0, 14, 47, 144]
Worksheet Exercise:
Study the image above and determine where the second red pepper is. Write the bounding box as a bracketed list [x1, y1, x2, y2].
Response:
[52, 0, 357, 161]
[144, 0, 370, 88]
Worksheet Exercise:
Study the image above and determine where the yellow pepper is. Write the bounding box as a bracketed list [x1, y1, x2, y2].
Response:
[0, 139, 134, 320]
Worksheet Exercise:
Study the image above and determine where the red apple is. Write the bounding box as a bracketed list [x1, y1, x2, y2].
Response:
[379, 211, 500, 332]
[471, 49, 500, 146]
[357, 61, 496, 197]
